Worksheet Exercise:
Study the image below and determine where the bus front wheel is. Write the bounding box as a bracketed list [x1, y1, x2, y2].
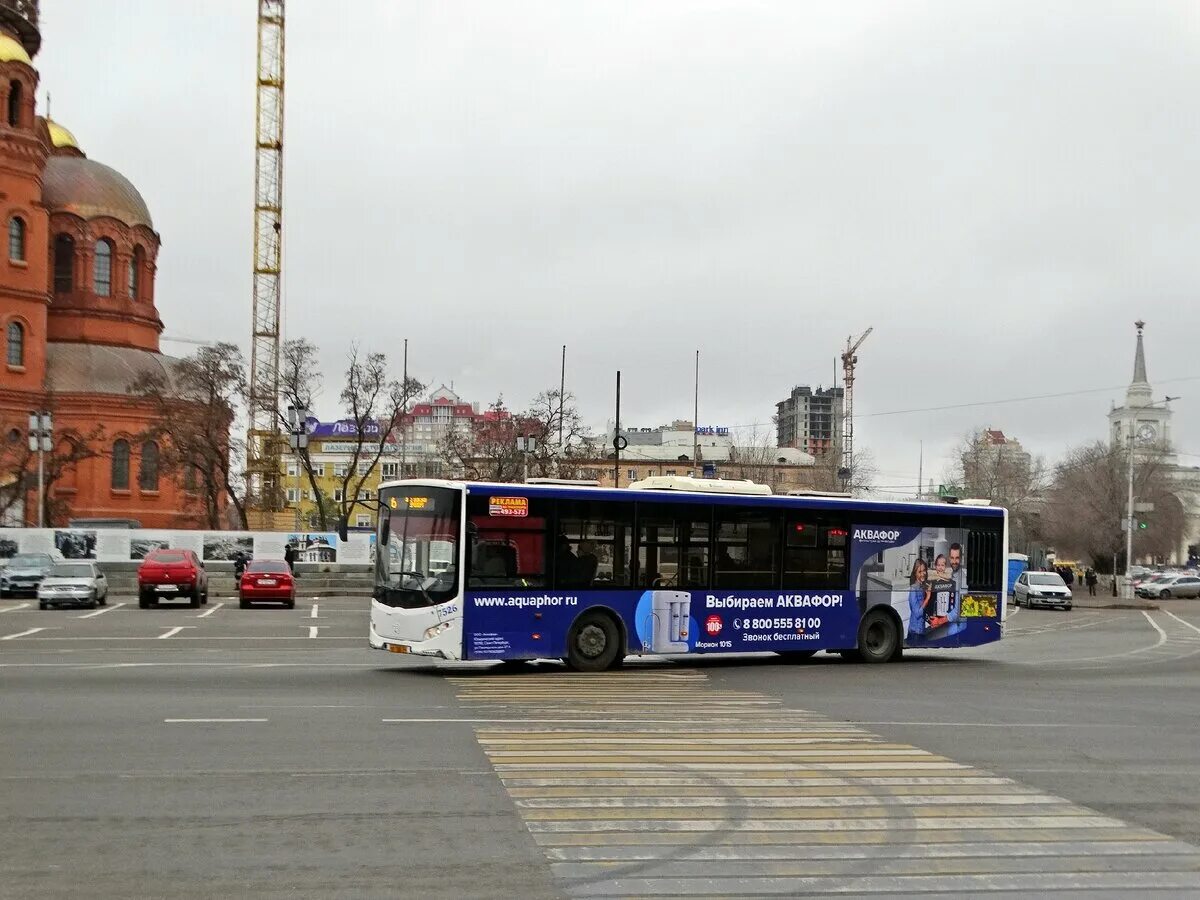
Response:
[565, 611, 623, 672]
[857, 609, 901, 664]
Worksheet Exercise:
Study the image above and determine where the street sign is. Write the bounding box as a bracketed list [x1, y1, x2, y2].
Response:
[1134, 502, 1155, 513]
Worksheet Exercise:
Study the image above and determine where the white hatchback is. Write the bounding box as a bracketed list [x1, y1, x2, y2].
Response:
[1014, 571, 1072, 610]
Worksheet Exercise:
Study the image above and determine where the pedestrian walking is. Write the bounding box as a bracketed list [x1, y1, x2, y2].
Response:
[1085, 567, 1097, 597]
[283, 542, 295, 573]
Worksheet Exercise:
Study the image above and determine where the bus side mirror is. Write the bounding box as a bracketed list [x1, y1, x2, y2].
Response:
[379, 517, 390, 549]
[336, 517, 348, 542]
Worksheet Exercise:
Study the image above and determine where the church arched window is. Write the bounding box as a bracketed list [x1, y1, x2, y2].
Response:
[8, 216, 25, 262]
[7, 80, 21, 127]
[128, 245, 144, 299]
[139, 441, 160, 492]
[111, 439, 130, 490]
[53, 234, 74, 294]
[94, 239, 114, 296]
[6, 320, 23, 367]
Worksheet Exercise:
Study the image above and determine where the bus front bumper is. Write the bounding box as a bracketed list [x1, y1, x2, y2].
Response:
[369, 620, 462, 661]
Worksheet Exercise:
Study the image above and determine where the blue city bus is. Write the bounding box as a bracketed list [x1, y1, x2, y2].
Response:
[366, 478, 1007, 671]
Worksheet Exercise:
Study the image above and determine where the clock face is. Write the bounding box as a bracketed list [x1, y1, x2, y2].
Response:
[1137, 424, 1157, 442]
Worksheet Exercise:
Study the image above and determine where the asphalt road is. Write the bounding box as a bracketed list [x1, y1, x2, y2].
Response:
[2, 596, 1200, 898]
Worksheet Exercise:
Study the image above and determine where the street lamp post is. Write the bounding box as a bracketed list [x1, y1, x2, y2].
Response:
[27, 411, 52, 528]
[286, 405, 311, 531]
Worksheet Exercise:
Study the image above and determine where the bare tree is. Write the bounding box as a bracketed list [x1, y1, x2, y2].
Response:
[438, 389, 597, 483]
[1041, 441, 1183, 568]
[807, 447, 878, 495]
[278, 338, 330, 529]
[948, 429, 1047, 550]
[726, 427, 785, 489]
[439, 397, 525, 482]
[0, 405, 103, 526]
[521, 389, 598, 479]
[333, 346, 424, 525]
[129, 342, 248, 529]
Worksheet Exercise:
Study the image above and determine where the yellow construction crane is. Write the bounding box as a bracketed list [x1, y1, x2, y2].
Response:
[839, 327, 872, 491]
[245, 0, 286, 527]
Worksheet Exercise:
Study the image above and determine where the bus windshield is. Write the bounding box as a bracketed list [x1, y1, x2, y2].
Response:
[376, 486, 461, 608]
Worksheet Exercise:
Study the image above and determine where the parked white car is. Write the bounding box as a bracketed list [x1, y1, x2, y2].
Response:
[1013, 571, 1073, 610]
[37, 562, 108, 610]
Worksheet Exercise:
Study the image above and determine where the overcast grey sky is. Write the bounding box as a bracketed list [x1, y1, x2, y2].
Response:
[37, 1, 1200, 493]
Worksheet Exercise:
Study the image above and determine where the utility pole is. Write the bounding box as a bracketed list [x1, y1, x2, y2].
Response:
[400, 338, 408, 478]
[613, 371, 625, 488]
[27, 411, 52, 528]
[840, 327, 873, 491]
[693, 350, 700, 476]
[917, 440, 923, 501]
[559, 345, 566, 453]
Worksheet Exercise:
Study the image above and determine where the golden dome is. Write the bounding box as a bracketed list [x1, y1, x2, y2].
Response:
[0, 33, 31, 65]
[46, 119, 79, 150]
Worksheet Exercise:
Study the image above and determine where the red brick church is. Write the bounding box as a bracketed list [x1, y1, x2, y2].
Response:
[0, 2, 213, 528]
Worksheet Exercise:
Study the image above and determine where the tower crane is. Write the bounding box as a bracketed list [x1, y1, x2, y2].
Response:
[245, 0, 286, 525]
[839, 327, 872, 491]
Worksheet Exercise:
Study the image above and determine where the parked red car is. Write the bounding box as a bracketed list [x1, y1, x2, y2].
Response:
[137, 549, 208, 608]
[239, 559, 295, 609]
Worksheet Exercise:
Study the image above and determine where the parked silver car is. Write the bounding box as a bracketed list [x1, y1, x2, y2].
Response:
[1013, 571, 1073, 610]
[37, 562, 109, 610]
[1, 553, 55, 598]
[1136, 574, 1200, 600]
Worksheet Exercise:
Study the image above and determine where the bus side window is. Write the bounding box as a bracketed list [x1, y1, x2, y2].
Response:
[465, 494, 548, 589]
[636, 502, 711, 589]
[963, 518, 1002, 592]
[783, 518, 849, 589]
[714, 508, 781, 589]
[556, 499, 634, 589]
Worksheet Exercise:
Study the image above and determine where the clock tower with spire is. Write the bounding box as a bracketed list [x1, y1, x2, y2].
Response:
[1108, 321, 1173, 455]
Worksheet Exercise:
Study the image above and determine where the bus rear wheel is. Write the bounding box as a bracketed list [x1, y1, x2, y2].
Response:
[565, 611, 623, 672]
[857, 609, 901, 664]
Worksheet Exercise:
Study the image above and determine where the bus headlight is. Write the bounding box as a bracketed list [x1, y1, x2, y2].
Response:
[424, 622, 453, 640]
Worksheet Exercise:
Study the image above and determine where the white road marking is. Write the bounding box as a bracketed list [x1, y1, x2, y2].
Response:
[157, 626, 195, 639]
[1162, 609, 1200, 636]
[194, 602, 224, 618]
[308, 626, 319, 638]
[310, 603, 319, 619]
[0, 602, 30, 613]
[163, 718, 268, 723]
[1, 627, 52, 640]
[1142, 610, 1168, 641]
[78, 602, 125, 618]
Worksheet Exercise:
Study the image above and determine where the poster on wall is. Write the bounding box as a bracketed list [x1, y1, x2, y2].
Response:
[287, 533, 338, 564]
[202, 533, 254, 562]
[130, 533, 173, 560]
[850, 524, 997, 647]
[94, 531, 131, 562]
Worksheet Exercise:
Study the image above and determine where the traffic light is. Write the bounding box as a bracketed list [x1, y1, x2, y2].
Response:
[1138, 520, 1149, 531]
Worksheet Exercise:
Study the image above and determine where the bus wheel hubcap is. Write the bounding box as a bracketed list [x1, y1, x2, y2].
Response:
[866, 623, 888, 654]
[578, 624, 606, 658]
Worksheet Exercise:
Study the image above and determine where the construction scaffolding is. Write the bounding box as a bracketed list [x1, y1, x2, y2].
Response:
[245, 0, 286, 526]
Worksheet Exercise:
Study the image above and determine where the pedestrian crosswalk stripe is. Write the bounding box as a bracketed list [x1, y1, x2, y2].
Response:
[450, 668, 1200, 896]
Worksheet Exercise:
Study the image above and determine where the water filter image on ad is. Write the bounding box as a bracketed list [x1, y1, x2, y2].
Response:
[645, 590, 692, 653]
